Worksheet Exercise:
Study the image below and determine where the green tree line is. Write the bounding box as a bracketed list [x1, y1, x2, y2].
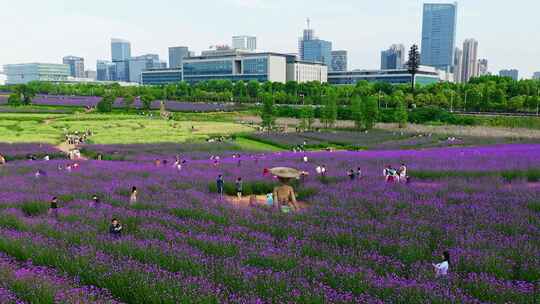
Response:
[1, 75, 540, 113]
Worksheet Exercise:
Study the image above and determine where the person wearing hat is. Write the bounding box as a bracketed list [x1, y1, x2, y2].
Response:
[270, 167, 300, 212]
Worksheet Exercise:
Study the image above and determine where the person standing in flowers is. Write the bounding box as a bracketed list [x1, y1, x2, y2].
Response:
[109, 218, 123, 238]
[130, 186, 138, 205]
[0, 154, 5, 165]
[92, 195, 101, 208]
[235, 178, 243, 200]
[48, 197, 59, 218]
[216, 175, 224, 198]
[398, 163, 408, 183]
[347, 169, 356, 181]
[433, 251, 450, 278]
[270, 167, 300, 212]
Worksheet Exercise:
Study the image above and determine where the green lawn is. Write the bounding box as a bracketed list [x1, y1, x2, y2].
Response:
[0, 113, 253, 144]
[234, 137, 284, 151]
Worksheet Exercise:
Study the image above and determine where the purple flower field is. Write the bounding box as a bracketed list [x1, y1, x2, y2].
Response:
[0, 144, 538, 303]
[0, 95, 239, 112]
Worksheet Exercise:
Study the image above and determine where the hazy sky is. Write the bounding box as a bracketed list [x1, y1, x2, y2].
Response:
[1, 0, 539, 78]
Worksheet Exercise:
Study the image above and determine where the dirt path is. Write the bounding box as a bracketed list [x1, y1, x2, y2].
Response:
[55, 142, 88, 160]
[223, 195, 309, 211]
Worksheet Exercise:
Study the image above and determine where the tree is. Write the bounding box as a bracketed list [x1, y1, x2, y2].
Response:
[7, 93, 22, 107]
[246, 80, 260, 100]
[407, 44, 420, 93]
[321, 91, 338, 128]
[123, 94, 135, 112]
[96, 95, 113, 113]
[14, 84, 36, 105]
[299, 106, 315, 131]
[260, 93, 276, 131]
[359, 96, 379, 130]
[141, 94, 154, 111]
[395, 99, 408, 128]
[350, 96, 362, 130]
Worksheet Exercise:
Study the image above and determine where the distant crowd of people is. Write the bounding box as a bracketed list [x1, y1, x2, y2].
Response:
[65, 130, 92, 145]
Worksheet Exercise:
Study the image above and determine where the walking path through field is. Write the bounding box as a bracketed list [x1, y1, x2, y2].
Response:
[223, 195, 309, 210]
[54, 142, 88, 160]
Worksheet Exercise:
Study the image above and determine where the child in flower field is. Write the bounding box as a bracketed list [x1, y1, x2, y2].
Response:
[235, 178, 243, 200]
[130, 186, 138, 205]
[433, 251, 450, 277]
[48, 197, 59, 218]
[109, 218, 122, 238]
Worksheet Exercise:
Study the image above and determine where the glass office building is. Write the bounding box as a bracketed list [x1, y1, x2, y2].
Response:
[421, 3, 457, 72]
[169, 46, 190, 69]
[62, 56, 85, 78]
[328, 67, 441, 86]
[111, 38, 131, 62]
[302, 39, 332, 67]
[183, 53, 286, 84]
[381, 44, 405, 70]
[141, 69, 183, 85]
[4, 63, 70, 84]
[331, 50, 347, 72]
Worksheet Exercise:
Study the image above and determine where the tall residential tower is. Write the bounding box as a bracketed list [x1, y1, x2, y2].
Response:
[461, 39, 479, 82]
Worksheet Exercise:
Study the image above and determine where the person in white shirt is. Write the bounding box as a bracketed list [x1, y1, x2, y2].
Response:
[398, 163, 407, 182]
[433, 251, 450, 277]
[303, 155, 308, 163]
[315, 166, 322, 175]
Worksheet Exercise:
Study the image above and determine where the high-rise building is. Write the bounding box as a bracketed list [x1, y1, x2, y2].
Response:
[477, 59, 489, 76]
[499, 69, 519, 81]
[461, 39, 479, 83]
[421, 3, 458, 72]
[96, 60, 116, 81]
[298, 18, 332, 67]
[232, 36, 257, 51]
[533, 72, 540, 80]
[381, 44, 405, 70]
[330, 50, 347, 72]
[4, 63, 70, 84]
[302, 39, 332, 67]
[62, 56, 85, 78]
[111, 38, 131, 62]
[169, 46, 189, 69]
[128, 54, 166, 83]
[453, 47, 463, 83]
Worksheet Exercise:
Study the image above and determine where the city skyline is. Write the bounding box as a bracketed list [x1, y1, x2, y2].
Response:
[1, 0, 540, 78]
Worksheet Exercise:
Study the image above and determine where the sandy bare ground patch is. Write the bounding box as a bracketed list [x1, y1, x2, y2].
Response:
[222, 195, 309, 211]
[55, 142, 88, 160]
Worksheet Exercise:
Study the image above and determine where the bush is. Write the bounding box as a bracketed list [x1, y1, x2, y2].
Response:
[96, 98, 113, 113]
[20, 201, 49, 216]
[409, 106, 451, 124]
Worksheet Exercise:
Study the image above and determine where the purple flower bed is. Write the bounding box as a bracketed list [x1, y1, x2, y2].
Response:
[0, 143, 63, 160]
[0, 144, 538, 302]
[0, 95, 240, 112]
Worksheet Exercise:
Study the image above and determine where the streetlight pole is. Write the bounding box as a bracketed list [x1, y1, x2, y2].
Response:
[450, 91, 454, 113]
[464, 90, 468, 112]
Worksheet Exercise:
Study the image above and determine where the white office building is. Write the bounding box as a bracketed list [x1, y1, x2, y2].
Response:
[4, 63, 70, 84]
[232, 36, 257, 51]
[286, 60, 327, 83]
